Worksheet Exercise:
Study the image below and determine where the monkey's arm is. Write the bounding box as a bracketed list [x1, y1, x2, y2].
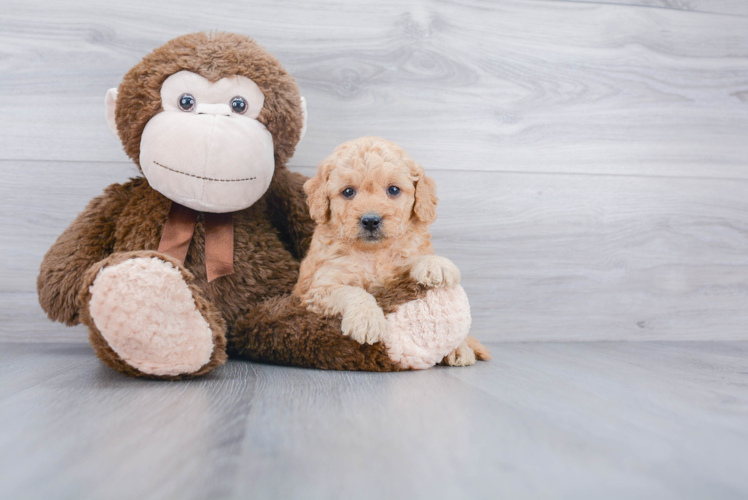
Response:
[300, 282, 388, 346]
[293, 249, 382, 336]
[265, 167, 316, 260]
[37, 183, 130, 326]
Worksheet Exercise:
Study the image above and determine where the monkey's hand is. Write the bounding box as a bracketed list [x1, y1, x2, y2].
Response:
[410, 255, 461, 288]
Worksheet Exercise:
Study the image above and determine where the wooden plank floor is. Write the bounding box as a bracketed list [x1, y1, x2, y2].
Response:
[1, 342, 747, 500]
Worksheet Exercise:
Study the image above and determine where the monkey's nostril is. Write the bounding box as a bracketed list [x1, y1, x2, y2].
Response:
[360, 214, 382, 231]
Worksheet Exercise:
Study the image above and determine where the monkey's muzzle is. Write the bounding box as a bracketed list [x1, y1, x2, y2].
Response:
[139, 111, 275, 213]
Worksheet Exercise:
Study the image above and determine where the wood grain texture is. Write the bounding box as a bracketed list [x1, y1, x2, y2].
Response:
[2, 1, 748, 342]
[569, 0, 748, 16]
[0, 0, 747, 178]
[1, 342, 747, 500]
[4, 161, 748, 342]
[0, 159, 140, 342]
[432, 169, 748, 341]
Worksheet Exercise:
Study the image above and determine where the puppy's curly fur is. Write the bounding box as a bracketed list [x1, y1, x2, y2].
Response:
[294, 137, 489, 365]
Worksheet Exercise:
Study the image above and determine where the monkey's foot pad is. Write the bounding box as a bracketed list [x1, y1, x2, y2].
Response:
[385, 285, 472, 370]
[88, 257, 214, 376]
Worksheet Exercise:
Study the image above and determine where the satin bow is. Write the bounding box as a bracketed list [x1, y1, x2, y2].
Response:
[157, 202, 234, 282]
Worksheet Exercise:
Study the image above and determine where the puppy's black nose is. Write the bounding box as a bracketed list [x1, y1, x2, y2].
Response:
[360, 214, 382, 231]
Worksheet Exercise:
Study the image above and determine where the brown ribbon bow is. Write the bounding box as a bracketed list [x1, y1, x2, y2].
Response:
[158, 202, 234, 282]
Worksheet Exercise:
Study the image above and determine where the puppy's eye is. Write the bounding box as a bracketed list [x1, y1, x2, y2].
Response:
[178, 93, 195, 112]
[342, 188, 356, 198]
[231, 96, 247, 114]
[387, 186, 401, 197]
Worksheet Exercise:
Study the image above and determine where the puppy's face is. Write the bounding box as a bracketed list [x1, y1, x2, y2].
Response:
[327, 155, 416, 244]
[305, 137, 437, 248]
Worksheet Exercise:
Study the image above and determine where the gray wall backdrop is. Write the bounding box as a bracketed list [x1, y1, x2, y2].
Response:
[2, 0, 747, 342]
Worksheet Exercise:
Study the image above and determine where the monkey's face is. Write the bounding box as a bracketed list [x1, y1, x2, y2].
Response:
[133, 70, 275, 213]
[107, 33, 307, 213]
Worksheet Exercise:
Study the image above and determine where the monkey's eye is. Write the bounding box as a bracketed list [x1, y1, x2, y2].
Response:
[342, 188, 356, 198]
[231, 96, 248, 114]
[178, 93, 195, 112]
[387, 186, 401, 197]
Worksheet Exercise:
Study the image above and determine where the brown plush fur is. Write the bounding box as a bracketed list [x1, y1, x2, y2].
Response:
[37, 33, 432, 378]
[116, 32, 304, 170]
[373, 271, 431, 315]
[229, 272, 432, 371]
[230, 296, 400, 371]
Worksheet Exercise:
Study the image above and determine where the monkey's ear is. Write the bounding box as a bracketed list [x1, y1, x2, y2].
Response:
[105, 88, 119, 139]
[413, 172, 438, 224]
[304, 162, 331, 224]
[299, 96, 308, 141]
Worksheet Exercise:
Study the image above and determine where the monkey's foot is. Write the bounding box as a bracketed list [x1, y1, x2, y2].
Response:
[384, 285, 472, 370]
[85, 254, 226, 377]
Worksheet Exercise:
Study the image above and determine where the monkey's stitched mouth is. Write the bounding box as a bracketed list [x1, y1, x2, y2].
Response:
[153, 161, 257, 182]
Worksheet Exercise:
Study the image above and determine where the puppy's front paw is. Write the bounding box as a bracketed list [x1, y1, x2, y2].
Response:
[410, 256, 461, 287]
[442, 341, 476, 367]
[341, 301, 388, 345]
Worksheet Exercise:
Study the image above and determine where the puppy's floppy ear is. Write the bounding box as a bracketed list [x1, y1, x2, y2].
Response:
[413, 164, 438, 224]
[304, 161, 332, 224]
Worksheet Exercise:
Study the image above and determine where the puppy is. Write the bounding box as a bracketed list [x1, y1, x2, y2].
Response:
[294, 136, 490, 366]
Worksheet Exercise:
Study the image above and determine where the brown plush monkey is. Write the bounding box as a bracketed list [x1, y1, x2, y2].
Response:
[37, 33, 488, 379]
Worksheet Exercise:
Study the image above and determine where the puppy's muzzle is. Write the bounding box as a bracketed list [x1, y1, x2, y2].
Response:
[360, 213, 382, 232]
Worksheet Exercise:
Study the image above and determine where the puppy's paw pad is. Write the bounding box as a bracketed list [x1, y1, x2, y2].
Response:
[443, 341, 477, 367]
[411, 256, 461, 287]
[341, 303, 388, 345]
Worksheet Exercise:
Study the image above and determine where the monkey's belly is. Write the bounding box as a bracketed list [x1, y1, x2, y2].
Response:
[190, 231, 301, 328]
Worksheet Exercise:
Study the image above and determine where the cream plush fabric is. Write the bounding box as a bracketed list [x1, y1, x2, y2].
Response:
[160, 71, 265, 119]
[139, 71, 275, 213]
[384, 285, 472, 370]
[88, 257, 215, 376]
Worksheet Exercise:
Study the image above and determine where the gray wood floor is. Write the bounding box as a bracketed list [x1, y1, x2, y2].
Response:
[1, 342, 747, 500]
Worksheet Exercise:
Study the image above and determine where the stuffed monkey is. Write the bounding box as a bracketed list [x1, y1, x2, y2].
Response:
[37, 32, 488, 379]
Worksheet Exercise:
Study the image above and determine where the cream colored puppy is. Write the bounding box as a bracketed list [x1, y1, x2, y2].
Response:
[294, 136, 489, 366]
